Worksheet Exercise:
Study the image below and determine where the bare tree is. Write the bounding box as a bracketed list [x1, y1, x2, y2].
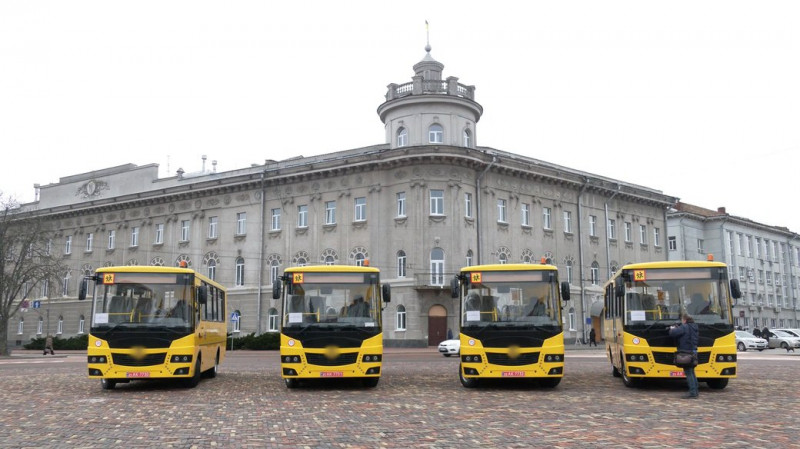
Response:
[0, 196, 66, 356]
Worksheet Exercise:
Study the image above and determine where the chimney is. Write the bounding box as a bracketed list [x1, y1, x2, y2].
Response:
[717, 207, 726, 214]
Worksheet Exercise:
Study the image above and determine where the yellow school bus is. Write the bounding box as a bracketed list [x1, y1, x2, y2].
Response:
[273, 265, 391, 388]
[603, 258, 742, 389]
[81, 265, 227, 389]
[450, 263, 571, 388]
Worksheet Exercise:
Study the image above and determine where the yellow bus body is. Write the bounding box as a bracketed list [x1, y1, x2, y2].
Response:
[459, 333, 565, 379]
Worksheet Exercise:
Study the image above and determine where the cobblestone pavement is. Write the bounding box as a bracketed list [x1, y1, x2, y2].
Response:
[1, 347, 797, 448]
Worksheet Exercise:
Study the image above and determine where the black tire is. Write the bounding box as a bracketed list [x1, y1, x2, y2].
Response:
[758, 349, 765, 352]
[100, 379, 116, 390]
[612, 364, 621, 378]
[539, 377, 561, 388]
[706, 378, 729, 390]
[363, 377, 380, 388]
[285, 378, 299, 389]
[621, 360, 640, 388]
[205, 351, 219, 379]
[459, 364, 479, 388]
[443, 354, 451, 357]
[781, 342, 789, 350]
[737, 342, 746, 352]
[185, 356, 201, 388]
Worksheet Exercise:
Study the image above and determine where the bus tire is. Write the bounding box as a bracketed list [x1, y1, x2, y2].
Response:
[706, 378, 728, 390]
[100, 379, 116, 390]
[621, 360, 640, 388]
[185, 356, 202, 388]
[459, 365, 479, 388]
[363, 377, 380, 388]
[285, 378, 299, 389]
[539, 377, 561, 388]
[205, 351, 219, 379]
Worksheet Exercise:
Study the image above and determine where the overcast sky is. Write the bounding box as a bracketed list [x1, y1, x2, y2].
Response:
[1, 1, 798, 232]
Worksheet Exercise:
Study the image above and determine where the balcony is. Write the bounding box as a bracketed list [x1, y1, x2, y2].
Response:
[413, 272, 457, 290]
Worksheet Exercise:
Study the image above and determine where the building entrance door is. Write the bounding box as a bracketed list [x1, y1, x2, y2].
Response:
[428, 304, 447, 346]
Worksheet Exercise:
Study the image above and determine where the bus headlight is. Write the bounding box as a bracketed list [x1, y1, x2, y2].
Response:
[283, 355, 302, 363]
[716, 354, 736, 362]
[545, 354, 563, 362]
[170, 355, 193, 363]
[88, 356, 107, 364]
[362, 354, 382, 362]
[461, 355, 482, 363]
[625, 354, 649, 363]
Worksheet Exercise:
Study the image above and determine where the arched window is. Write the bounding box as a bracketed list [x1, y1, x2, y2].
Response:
[463, 129, 472, 147]
[270, 260, 280, 284]
[428, 124, 443, 143]
[396, 305, 407, 331]
[268, 308, 279, 332]
[355, 253, 366, 267]
[233, 309, 242, 333]
[568, 307, 576, 331]
[466, 250, 473, 267]
[397, 127, 408, 147]
[235, 257, 245, 286]
[397, 251, 407, 278]
[207, 259, 216, 281]
[325, 255, 335, 266]
[590, 261, 600, 285]
[430, 248, 445, 286]
[566, 259, 574, 284]
[498, 253, 508, 264]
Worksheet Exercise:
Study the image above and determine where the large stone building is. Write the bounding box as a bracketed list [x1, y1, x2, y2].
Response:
[667, 202, 800, 330]
[7, 45, 677, 349]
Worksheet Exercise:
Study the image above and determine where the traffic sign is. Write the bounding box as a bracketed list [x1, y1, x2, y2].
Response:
[230, 311, 240, 321]
[33, 300, 41, 309]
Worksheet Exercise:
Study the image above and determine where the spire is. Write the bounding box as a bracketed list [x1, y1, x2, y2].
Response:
[415, 20, 443, 80]
[425, 20, 431, 53]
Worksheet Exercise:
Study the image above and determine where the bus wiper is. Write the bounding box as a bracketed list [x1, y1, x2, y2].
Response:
[339, 324, 374, 335]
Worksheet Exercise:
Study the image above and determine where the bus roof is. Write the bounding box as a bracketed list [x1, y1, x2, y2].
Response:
[284, 265, 380, 273]
[616, 261, 728, 271]
[460, 263, 558, 272]
[95, 265, 225, 290]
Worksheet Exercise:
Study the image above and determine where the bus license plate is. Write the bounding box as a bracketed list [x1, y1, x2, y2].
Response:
[320, 372, 343, 377]
[126, 372, 151, 378]
[669, 371, 686, 377]
[502, 371, 525, 377]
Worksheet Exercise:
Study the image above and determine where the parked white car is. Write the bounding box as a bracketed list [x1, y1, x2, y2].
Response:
[734, 330, 767, 352]
[438, 339, 460, 357]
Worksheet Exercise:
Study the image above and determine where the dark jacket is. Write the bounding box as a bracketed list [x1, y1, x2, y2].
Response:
[669, 322, 699, 352]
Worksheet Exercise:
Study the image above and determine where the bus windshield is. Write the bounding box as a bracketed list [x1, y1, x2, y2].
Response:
[623, 269, 732, 326]
[462, 273, 560, 328]
[283, 273, 381, 329]
[92, 272, 194, 329]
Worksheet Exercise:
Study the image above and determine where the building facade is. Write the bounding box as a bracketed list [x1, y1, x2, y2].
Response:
[667, 202, 800, 330]
[7, 47, 677, 349]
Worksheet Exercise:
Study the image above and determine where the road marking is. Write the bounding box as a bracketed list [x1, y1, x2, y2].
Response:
[0, 359, 65, 365]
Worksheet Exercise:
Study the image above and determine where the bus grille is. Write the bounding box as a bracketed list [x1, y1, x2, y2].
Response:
[652, 351, 711, 366]
[306, 352, 358, 366]
[112, 352, 167, 367]
[486, 352, 540, 366]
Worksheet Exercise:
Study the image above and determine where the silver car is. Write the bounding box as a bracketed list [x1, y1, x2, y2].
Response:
[774, 328, 800, 338]
[765, 330, 800, 350]
[735, 330, 767, 352]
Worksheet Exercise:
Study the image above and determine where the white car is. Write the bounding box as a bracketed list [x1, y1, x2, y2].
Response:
[735, 330, 767, 352]
[438, 339, 460, 357]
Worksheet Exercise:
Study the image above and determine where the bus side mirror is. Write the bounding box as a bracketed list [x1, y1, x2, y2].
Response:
[729, 279, 742, 299]
[78, 278, 88, 301]
[450, 278, 460, 298]
[197, 285, 208, 305]
[382, 283, 391, 302]
[272, 281, 282, 300]
[560, 282, 571, 301]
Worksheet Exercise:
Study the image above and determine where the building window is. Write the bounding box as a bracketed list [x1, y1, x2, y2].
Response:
[41, 279, 49, 298]
[746, 235, 753, 258]
[268, 308, 279, 332]
[130, 227, 139, 247]
[542, 207, 552, 230]
[430, 248, 445, 286]
[57, 316, 63, 335]
[653, 228, 661, 247]
[37, 317, 43, 335]
[608, 219, 616, 240]
[208, 216, 218, 238]
[396, 192, 406, 217]
[297, 205, 308, 227]
[78, 315, 85, 334]
[64, 236, 72, 255]
[589, 215, 597, 237]
[566, 260, 574, 284]
[590, 262, 600, 285]
[563, 211, 572, 233]
[428, 124, 443, 143]
[233, 310, 242, 333]
[624, 222, 632, 242]
[355, 253, 366, 267]
[466, 250, 473, 267]
[62, 272, 70, 296]
[180, 220, 190, 242]
[325, 201, 336, 225]
[463, 129, 471, 147]
[396, 305, 407, 331]
[153, 223, 164, 244]
[498, 253, 508, 264]
[85, 233, 93, 252]
[235, 257, 245, 286]
[465, 193, 473, 218]
[668, 236, 677, 251]
[697, 239, 705, 254]
[17, 318, 23, 335]
[430, 190, 444, 216]
[270, 260, 280, 284]
[497, 199, 507, 223]
[568, 307, 576, 331]
[271, 208, 281, 231]
[207, 259, 216, 281]
[397, 251, 407, 278]
[45, 239, 52, 256]
[639, 225, 647, 244]
[754, 237, 761, 258]
[323, 255, 335, 266]
[397, 127, 407, 147]
[107, 230, 115, 250]
[354, 197, 366, 222]
[236, 212, 247, 235]
[521, 203, 530, 226]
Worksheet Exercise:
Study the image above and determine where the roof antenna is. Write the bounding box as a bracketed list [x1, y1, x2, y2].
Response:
[425, 20, 431, 53]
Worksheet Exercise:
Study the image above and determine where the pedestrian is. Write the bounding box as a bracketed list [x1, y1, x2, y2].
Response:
[447, 328, 453, 340]
[43, 335, 55, 355]
[589, 328, 597, 347]
[669, 313, 699, 399]
[753, 327, 761, 338]
[762, 327, 771, 345]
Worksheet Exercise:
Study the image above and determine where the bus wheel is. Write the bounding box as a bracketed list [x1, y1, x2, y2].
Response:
[284, 378, 299, 389]
[539, 378, 561, 388]
[706, 378, 729, 390]
[363, 377, 380, 388]
[737, 342, 746, 352]
[185, 357, 202, 388]
[205, 351, 219, 379]
[612, 364, 621, 378]
[459, 365, 479, 388]
[621, 361, 640, 388]
[100, 379, 116, 390]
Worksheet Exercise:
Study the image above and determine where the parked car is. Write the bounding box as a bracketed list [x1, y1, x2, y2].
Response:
[765, 330, 800, 350]
[735, 330, 767, 352]
[438, 339, 460, 357]
[774, 328, 800, 338]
